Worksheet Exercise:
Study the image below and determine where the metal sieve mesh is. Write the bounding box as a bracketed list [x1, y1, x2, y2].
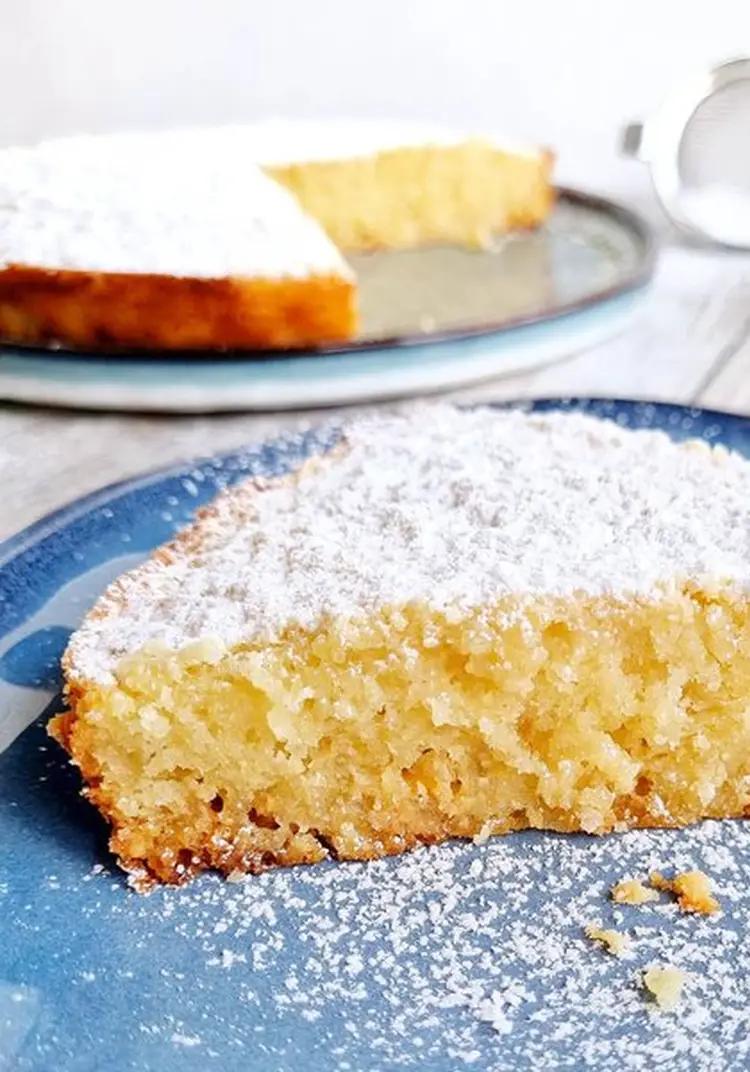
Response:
[673, 74, 750, 245]
[678, 79, 750, 191]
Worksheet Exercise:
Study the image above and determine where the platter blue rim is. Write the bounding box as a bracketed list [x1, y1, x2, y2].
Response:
[0, 189, 656, 412]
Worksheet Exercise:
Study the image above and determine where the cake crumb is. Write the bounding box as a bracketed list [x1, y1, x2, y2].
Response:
[584, 924, 630, 956]
[642, 965, 687, 1010]
[650, 869, 720, 914]
[611, 878, 659, 905]
[472, 821, 494, 846]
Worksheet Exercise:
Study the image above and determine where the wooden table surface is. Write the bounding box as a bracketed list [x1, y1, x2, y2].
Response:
[4, 177, 750, 542]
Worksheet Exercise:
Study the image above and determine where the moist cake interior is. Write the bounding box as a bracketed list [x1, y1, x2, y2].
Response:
[56, 585, 750, 886]
[266, 138, 553, 251]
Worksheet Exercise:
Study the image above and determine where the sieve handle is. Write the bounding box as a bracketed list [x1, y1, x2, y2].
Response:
[621, 122, 646, 160]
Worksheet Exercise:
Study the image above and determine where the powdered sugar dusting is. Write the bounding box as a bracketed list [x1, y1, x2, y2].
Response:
[68, 404, 750, 682]
[0, 130, 349, 279]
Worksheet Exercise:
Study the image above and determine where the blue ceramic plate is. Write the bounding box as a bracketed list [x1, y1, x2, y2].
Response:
[2, 400, 749, 1072]
[0, 192, 654, 413]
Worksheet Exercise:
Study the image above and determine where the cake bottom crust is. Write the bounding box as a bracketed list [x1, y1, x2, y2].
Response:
[0, 266, 357, 351]
[90, 794, 750, 893]
[54, 586, 750, 890]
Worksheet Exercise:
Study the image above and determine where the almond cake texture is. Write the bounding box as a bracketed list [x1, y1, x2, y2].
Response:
[51, 405, 750, 888]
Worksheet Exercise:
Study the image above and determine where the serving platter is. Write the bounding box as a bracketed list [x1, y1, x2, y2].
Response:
[0, 191, 654, 412]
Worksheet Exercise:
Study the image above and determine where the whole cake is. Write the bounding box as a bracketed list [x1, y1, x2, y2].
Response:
[52, 405, 750, 889]
[0, 121, 553, 351]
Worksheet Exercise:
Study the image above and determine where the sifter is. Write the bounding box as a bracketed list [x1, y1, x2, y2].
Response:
[623, 57, 750, 248]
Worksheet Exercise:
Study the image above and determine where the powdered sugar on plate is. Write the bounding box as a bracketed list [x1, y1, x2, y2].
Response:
[15, 805, 750, 1071]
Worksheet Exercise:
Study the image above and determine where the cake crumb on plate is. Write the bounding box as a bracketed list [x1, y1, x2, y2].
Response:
[584, 924, 631, 956]
[611, 878, 660, 905]
[643, 965, 688, 1010]
[650, 870, 720, 915]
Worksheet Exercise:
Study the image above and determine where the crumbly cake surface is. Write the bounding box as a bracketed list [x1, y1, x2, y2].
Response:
[67, 405, 750, 685]
[643, 965, 687, 1010]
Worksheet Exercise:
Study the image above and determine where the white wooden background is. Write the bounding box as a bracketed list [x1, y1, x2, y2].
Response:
[2, 0, 750, 538]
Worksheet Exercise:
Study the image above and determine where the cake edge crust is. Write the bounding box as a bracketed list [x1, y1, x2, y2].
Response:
[52, 449, 352, 889]
[0, 266, 357, 351]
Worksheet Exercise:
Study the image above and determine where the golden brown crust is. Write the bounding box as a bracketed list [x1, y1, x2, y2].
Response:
[0, 265, 357, 351]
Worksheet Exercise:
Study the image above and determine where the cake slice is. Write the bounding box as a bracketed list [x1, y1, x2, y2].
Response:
[53, 405, 750, 889]
[0, 131, 356, 350]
